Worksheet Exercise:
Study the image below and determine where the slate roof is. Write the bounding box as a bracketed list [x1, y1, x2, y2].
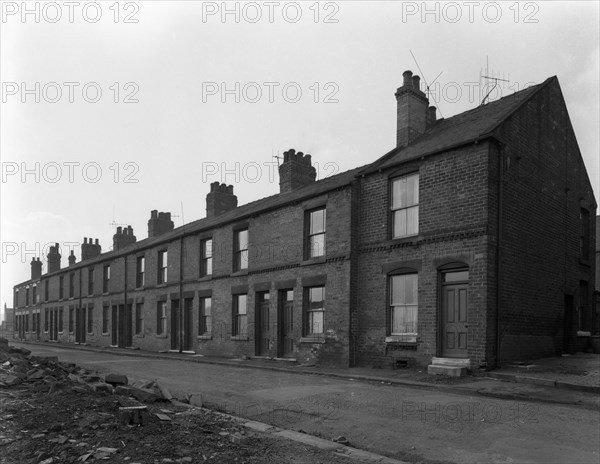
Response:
[363, 76, 554, 173]
[17, 76, 554, 283]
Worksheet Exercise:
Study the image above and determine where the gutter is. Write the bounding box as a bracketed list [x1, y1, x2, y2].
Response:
[495, 142, 505, 367]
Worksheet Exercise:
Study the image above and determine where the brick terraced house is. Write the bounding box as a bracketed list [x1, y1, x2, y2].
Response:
[12, 71, 597, 372]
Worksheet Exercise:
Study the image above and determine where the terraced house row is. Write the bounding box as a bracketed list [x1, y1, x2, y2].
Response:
[12, 71, 598, 372]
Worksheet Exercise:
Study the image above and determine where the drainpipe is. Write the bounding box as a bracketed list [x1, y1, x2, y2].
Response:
[78, 266, 83, 344]
[495, 144, 505, 368]
[124, 253, 128, 347]
[179, 235, 184, 353]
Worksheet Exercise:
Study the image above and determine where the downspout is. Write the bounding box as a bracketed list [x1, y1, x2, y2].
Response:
[124, 253, 128, 347]
[78, 266, 83, 344]
[179, 235, 184, 353]
[495, 143, 504, 367]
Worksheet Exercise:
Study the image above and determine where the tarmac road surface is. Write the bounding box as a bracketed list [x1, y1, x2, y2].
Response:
[15, 343, 600, 464]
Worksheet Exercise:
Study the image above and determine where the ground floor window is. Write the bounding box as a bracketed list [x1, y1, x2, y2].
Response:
[58, 308, 64, 333]
[135, 303, 143, 335]
[157, 301, 167, 335]
[102, 306, 109, 334]
[199, 297, 212, 335]
[390, 274, 418, 337]
[303, 286, 325, 336]
[87, 305, 94, 334]
[232, 294, 247, 337]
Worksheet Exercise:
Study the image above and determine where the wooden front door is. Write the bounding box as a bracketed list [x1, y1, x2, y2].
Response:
[171, 300, 179, 350]
[111, 306, 118, 346]
[256, 292, 271, 356]
[441, 280, 468, 358]
[183, 299, 193, 351]
[279, 290, 294, 358]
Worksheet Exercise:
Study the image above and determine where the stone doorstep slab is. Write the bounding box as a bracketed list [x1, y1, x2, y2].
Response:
[427, 365, 467, 377]
[431, 357, 472, 369]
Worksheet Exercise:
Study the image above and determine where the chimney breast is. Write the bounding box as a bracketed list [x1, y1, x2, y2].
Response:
[206, 183, 238, 218]
[68, 250, 76, 266]
[47, 243, 61, 273]
[278, 149, 317, 194]
[148, 211, 175, 237]
[395, 69, 430, 148]
[31, 257, 42, 280]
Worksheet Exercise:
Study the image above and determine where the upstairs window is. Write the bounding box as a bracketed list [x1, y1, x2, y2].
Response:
[391, 173, 419, 238]
[580, 208, 590, 260]
[307, 208, 326, 258]
[158, 250, 168, 284]
[44, 280, 49, 301]
[200, 238, 213, 277]
[59, 276, 64, 299]
[103, 265, 110, 293]
[234, 229, 248, 272]
[88, 268, 94, 295]
[136, 256, 145, 287]
[69, 272, 75, 298]
[32, 286, 37, 305]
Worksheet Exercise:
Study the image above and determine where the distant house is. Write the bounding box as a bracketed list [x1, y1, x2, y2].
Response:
[12, 71, 597, 371]
[0, 304, 14, 340]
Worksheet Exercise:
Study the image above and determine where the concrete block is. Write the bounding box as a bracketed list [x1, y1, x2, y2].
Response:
[105, 373, 128, 386]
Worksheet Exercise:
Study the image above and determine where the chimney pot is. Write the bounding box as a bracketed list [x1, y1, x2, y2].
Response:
[84, 237, 88, 244]
[412, 75, 421, 92]
[403, 70, 413, 87]
[117, 226, 122, 234]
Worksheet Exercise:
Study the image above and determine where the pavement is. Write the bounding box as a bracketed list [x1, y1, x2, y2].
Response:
[12, 338, 600, 398]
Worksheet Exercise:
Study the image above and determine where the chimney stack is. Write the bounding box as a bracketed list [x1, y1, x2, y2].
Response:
[113, 225, 137, 250]
[206, 183, 238, 218]
[47, 243, 61, 273]
[278, 149, 317, 194]
[148, 211, 175, 237]
[395, 70, 430, 148]
[426, 106, 437, 128]
[81, 237, 102, 260]
[68, 250, 76, 266]
[30, 257, 42, 280]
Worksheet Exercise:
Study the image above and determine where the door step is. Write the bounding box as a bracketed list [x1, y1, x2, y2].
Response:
[428, 357, 470, 377]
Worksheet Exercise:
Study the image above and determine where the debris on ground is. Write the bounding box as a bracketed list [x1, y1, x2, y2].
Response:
[0, 339, 354, 463]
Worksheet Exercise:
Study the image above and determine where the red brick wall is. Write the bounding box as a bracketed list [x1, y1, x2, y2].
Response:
[494, 79, 597, 361]
[355, 143, 492, 368]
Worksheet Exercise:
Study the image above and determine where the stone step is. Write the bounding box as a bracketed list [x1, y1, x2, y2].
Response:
[427, 364, 466, 377]
[431, 357, 471, 369]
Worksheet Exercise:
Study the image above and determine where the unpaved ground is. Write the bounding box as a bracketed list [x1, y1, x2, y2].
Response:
[0, 340, 357, 464]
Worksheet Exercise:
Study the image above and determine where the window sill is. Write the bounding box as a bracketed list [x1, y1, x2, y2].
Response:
[155, 334, 168, 339]
[301, 257, 326, 266]
[385, 335, 418, 344]
[102, 332, 110, 336]
[579, 259, 591, 267]
[198, 334, 213, 340]
[389, 235, 419, 246]
[577, 331, 591, 337]
[231, 335, 249, 341]
[231, 270, 249, 277]
[198, 276, 212, 282]
[300, 336, 326, 344]
[134, 333, 144, 338]
[102, 292, 109, 296]
[134, 287, 145, 291]
[156, 283, 167, 288]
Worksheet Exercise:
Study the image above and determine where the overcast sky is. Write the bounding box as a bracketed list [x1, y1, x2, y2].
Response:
[1, 1, 599, 317]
